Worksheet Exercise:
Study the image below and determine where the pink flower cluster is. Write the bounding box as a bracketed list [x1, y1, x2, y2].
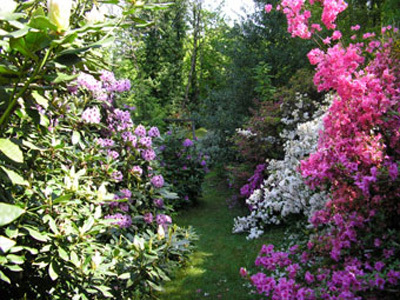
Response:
[278, 0, 347, 39]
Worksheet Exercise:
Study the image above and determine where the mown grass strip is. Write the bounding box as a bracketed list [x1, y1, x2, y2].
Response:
[159, 171, 286, 300]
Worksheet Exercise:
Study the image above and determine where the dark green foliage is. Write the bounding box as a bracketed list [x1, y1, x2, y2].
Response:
[156, 127, 208, 208]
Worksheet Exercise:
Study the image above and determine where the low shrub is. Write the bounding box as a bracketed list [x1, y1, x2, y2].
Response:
[156, 127, 209, 208]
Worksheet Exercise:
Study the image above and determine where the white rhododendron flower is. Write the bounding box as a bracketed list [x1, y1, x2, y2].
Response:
[48, 0, 73, 32]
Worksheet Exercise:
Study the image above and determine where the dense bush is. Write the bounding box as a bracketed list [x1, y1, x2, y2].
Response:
[0, 2, 195, 299]
[233, 97, 330, 239]
[156, 127, 208, 208]
[244, 1, 400, 299]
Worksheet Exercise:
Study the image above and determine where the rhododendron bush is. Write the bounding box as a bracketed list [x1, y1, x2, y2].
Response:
[244, 1, 400, 299]
[0, 2, 195, 299]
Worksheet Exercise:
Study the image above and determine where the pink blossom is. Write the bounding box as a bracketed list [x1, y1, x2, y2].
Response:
[265, 4, 273, 13]
[332, 30, 342, 40]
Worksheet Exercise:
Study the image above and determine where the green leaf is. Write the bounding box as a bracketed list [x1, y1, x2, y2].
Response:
[146, 280, 163, 292]
[0, 270, 11, 284]
[24, 226, 49, 242]
[0, 12, 25, 22]
[72, 131, 81, 145]
[6, 254, 24, 265]
[118, 272, 131, 280]
[52, 193, 73, 204]
[0, 138, 23, 163]
[32, 91, 48, 109]
[6, 264, 23, 272]
[70, 251, 80, 267]
[3, 26, 31, 39]
[22, 140, 45, 151]
[48, 261, 58, 280]
[94, 285, 113, 298]
[0, 64, 19, 75]
[52, 72, 78, 84]
[80, 217, 94, 234]
[0, 203, 24, 226]
[9, 37, 39, 61]
[1, 166, 29, 186]
[58, 247, 69, 262]
[0, 236, 16, 252]
[43, 215, 59, 235]
[29, 15, 58, 31]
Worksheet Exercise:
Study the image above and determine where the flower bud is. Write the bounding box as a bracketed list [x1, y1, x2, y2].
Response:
[48, 0, 73, 33]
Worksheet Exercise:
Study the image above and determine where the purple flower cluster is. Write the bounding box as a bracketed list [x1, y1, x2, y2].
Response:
[144, 212, 153, 224]
[142, 149, 156, 161]
[82, 106, 101, 124]
[156, 214, 172, 229]
[112, 170, 123, 182]
[105, 213, 132, 228]
[154, 198, 164, 208]
[107, 109, 133, 132]
[100, 70, 131, 93]
[182, 138, 194, 147]
[148, 126, 161, 138]
[151, 175, 164, 188]
[134, 124, 146, 137]
[140, 137, 152, 148]
[240, 164, 266, 199]
[76, 73, 102, 93]
[97, 138, 115, 147]
[131, 165, 143, 176]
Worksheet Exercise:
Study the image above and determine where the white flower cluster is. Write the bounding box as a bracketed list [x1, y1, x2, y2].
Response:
[233, 96, 332, 239]
[235, 128, 257, 138]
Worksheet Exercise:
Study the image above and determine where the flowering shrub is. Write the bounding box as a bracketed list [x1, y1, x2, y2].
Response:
[228, 68, 324, 208]
[233, 97, 330, 239]
[245, 1, 400, 299]
[0, 2, 195, 299]
[156, 127, 209, 208]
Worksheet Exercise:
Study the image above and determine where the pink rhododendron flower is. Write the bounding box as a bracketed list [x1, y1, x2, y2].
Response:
[265, 4, 273, 13]
[332, 30, 342, 40]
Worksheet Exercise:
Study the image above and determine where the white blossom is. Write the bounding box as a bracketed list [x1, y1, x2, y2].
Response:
[233, 95, 333, 239]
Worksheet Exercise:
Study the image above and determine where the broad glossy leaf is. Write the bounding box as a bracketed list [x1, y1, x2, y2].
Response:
[24, 226, 49, 242]
[0, 203, 24, 226]
[29, 15, 58, 31]
[0, 167, 29, 186]
[6, 264, 23, 272]
[6, 254, 24, 265]
[9, 38, 39, 62]
[0, 236, 16, 252]
[80, 217, 94, 234]
[48, 261, 58, 280]
[0, 64, 19, 75]
[43, 215, 59, 235]
[72, 131, 81, 145]
[31, 91, 48, 109]
[0, 138, 23, 163]
[0, 270, 11, 284]
[118, 272, 131, 280]
[94, 286, 113, 298]
[52, 72, 78, 84]
[58, 247, 69, 261]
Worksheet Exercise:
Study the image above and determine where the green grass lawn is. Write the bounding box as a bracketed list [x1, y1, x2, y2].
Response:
[159, 171, 286, 300]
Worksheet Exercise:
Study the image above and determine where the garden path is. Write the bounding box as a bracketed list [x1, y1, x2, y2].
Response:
[159, 171, 285, 300]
